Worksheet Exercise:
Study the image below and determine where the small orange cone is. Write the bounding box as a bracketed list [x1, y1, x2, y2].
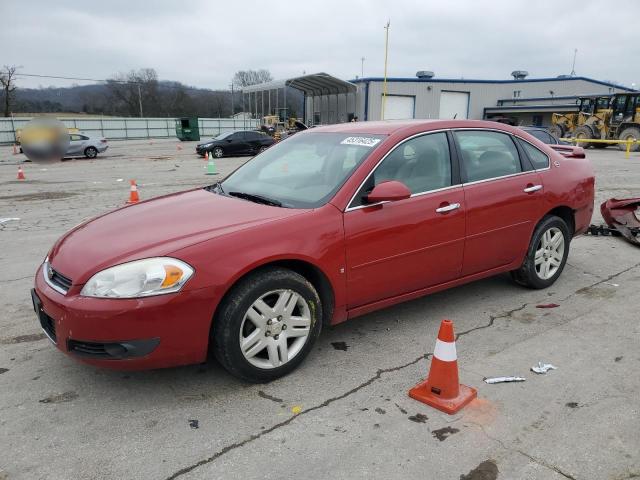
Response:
[176, 143, 182, 151]
[409, 319, 477, 414]
[126, 179, 140, 204]
[204, 151, 209, 162]
[13, 144, 18, 155]
[17, 166, 25, 180]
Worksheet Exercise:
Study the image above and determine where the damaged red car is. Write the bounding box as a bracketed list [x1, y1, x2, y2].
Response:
[32, 120, 595, 382]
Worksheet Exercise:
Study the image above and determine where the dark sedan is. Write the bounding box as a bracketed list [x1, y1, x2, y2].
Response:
[196, 130, 275, 158]
[519, 126, 568, 145]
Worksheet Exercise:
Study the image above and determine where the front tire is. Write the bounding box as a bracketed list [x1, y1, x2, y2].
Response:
[212, 146, 224, 158]
[574, 125, 595, 149]
[212, 267, 323, 383]
[618, 127, 640, 152]
[511, 216, 570, 289]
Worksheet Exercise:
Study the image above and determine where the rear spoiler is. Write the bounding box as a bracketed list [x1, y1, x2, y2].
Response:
[549, 144, 586, 158]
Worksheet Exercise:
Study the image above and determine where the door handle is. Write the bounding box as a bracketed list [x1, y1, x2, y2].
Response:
[435, 203, 460, 213]
[523, 185, 542, 193]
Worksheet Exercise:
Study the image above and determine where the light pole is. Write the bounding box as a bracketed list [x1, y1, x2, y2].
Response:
[361, 57, 365, 78]
[381, 20, 390, 120]
[137, 83, 143, 117]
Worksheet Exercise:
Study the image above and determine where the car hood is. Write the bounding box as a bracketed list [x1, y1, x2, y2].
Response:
[48, 188, 305, 285]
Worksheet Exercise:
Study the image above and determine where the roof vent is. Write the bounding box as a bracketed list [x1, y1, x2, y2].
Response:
[511, 70, 529, 80]
[416, 70, 435, 79]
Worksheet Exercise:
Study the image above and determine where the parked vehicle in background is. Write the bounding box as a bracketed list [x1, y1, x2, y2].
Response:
[520, 126, 567, 145]
[196, 130, 275, 158]
[33, 120, 594, 382]
[64, 133, 108, 159]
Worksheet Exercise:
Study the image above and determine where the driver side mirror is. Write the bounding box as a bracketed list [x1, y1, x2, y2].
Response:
[366, 180, 411, 204]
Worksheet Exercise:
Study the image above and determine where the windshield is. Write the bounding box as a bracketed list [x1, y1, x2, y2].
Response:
[221, 132, 385, 208]
[213, 131, 233, 140]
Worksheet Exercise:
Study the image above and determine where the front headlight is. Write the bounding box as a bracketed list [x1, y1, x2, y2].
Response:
[80, 257, 194, 298]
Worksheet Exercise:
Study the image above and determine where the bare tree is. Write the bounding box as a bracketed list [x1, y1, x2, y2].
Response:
[232, 69, 273, 88]
[107, 68, 159, 117]
[0, 65, 20, 117]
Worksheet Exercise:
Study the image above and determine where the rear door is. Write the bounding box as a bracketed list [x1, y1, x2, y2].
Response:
[453, 129, 544, 276]
[344, 131, 465, 308]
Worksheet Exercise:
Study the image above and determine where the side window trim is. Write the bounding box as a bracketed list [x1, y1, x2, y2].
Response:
[346, 129, 459, 211]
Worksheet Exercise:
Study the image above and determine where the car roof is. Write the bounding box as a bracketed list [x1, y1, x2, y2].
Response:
[309, 119, 521, 136]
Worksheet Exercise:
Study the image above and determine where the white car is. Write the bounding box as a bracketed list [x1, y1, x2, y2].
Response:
[65, 133, 108, 158]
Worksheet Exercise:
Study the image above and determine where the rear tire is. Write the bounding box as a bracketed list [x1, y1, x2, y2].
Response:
[84, 146, 98, 158]
[510, 215, 570, 289]
[574, 125, 595, 149]
[212, 267, 323, 383]
[548, 124, 564, 139]
[617, 127, 640, 152]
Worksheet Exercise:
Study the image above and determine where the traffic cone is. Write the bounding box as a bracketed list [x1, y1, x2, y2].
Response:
[126, 180, 140, 204]
[204, 151, 209, 162]
[17, 166, 25, 180]
[409, 319, 477, 414]
[13, 144, 18, 155]
[205, 155, 217, 175]
[176, 143, 182, 151]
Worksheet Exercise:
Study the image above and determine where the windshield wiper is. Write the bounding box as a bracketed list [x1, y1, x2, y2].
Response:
[228, 191, 283, 207]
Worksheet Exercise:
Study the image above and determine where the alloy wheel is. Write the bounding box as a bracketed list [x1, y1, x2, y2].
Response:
[239, 289, 311, 369]
[534, 227, 565, 280]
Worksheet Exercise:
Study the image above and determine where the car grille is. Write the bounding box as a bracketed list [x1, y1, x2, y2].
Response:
[49, 267, 72, 293]
[68, 340, 111, 358]
[39, 309, 57, 343]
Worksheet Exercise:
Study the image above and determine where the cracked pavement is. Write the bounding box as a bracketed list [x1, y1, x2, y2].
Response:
[0, 141, 639, 479]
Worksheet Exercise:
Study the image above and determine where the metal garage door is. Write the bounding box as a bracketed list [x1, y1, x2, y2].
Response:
[383, 95, 415, 120]
[439, 91, 469, 119]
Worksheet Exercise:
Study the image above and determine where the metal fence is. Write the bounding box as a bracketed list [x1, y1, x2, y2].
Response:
[0, 116, 261, 144]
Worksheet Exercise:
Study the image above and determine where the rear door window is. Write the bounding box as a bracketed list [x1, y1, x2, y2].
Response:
[520, 140, 550, 169]
[454, 130, 522, 182]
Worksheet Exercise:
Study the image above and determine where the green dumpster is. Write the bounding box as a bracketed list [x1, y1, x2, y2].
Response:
[175, 117, 200, 141]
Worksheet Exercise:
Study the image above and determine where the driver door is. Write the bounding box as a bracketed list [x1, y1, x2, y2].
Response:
[343, 132, 465, 308]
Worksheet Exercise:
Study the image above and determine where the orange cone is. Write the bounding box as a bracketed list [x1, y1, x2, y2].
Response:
[13, 144, 18, 155]
[126, 179, 140, 204]
[176, 143, 182, 151]
[204, 151, 209, 162]
[409, 319, 477, 414]
[17, 166, 25, 180]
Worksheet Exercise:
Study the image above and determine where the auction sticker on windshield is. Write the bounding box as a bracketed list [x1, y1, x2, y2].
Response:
[340, 137, 382, 147]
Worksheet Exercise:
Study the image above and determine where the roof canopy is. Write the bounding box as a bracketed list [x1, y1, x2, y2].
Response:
[242, 73, 357, 95]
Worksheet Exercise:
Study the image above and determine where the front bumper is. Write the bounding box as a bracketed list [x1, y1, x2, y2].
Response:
[33, 264, 218, 370]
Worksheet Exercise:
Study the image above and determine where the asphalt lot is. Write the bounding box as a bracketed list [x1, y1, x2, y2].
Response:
[0, 139, 639, 480]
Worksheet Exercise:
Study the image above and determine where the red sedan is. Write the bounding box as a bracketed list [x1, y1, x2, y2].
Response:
[32, 120, 594, 382]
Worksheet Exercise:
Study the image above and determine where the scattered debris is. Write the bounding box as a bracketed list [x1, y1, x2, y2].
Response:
[374, 407, 386, 415]
[39, 391, 79, 404]
[188, 419, 199, 429]
[116, 178, 124, 182]
[0, 368, 8, 374]
[604, 282, 619, 287]
[432, 426, 459, 441]
[483, 376, 526, 384]
[536, 303, 559, 309]
[531, 362, 557, 374]
[0, 217, 20, 224]
[291, 405, 302, 415]
[565, 402, 580, 409]
[615, 356, 623, 362]
[330, 341, 349, 351]
[596, 197, 640, 247]
[257, 390, 283, 403]
[460, 459, 499, 480]
[408, 413, 428, 423]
